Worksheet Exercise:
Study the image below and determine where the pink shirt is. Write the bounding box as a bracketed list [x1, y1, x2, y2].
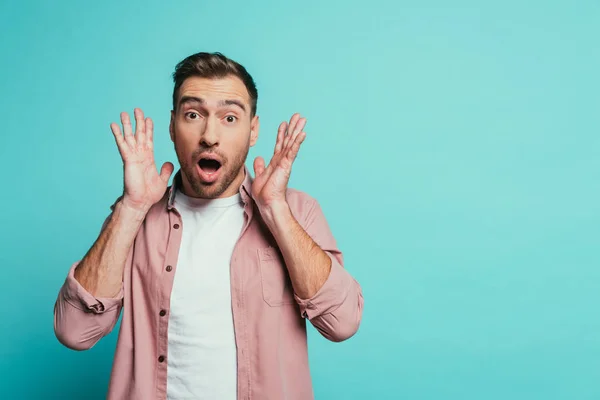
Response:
[53, 170, 364, 400]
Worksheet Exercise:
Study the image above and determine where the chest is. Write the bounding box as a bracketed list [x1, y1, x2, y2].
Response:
[128, 206, 296, 309]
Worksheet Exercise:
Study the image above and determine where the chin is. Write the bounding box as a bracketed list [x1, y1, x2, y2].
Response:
[189, 171, 232, 199]
[183, 159, 244, 199]
[189, 180, 224, 199]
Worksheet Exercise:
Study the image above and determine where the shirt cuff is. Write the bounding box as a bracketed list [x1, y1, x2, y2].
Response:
[294, 253, 350, 319]
[60, 262, 123, 314]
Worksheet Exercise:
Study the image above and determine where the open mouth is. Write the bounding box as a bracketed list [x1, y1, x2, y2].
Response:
[198, 158, 222, 174]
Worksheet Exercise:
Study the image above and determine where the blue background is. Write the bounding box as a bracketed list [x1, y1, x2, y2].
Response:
[1, 1, 599, 399]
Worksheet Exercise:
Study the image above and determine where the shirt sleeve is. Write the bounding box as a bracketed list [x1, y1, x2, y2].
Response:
[53, 213, 127, 351]
[293, 197, 364, 342]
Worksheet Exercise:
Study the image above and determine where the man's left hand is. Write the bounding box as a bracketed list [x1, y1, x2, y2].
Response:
[252, 113, 307, 214]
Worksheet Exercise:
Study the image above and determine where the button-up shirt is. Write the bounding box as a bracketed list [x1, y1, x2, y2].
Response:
[53, 169, 364, 400]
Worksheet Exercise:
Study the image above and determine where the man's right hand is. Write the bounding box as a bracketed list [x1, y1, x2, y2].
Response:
[110, 108, 174, 213]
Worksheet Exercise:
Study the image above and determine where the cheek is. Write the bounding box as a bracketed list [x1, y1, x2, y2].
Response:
[173, 135, 196, 160]
[173, 124, 196, 145]
[227, 133, 250, 153]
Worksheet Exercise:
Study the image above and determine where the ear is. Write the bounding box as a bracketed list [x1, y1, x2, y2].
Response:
[249, 115, 260, 147]
[169, 110, 175, 142]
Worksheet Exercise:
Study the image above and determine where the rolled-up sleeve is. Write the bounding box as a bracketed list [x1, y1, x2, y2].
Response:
[53, 209, 126, 351]
[53, 261, 124, 351]
[294, 197, 364, 342]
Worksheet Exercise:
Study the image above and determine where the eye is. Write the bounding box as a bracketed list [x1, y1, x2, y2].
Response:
[185, 112, 199, 120]
[225, 115, 237, 124]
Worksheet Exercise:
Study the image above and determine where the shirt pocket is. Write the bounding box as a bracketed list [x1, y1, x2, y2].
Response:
[258, 247, 296, 307]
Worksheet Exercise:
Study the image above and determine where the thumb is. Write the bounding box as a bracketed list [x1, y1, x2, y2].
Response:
[253, 156, 266, 177]
[159, 162, 175, 183]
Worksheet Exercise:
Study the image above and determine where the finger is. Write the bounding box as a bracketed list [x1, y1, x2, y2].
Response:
[110, 122, 128, 158]
[288, 117, 306, 149]
[283, 114, 300, 149]
[286, 113, 301, 137]
[285, 131, 306, 164]
[121, 112, 135, 146]
[253, 156, 266, 177]
[295, 117, 306, 134]
[146, 117, 154, 146]
[134, 108, 146, 144]
[159, 162, 175, 183]
[274, 122, 287, 154]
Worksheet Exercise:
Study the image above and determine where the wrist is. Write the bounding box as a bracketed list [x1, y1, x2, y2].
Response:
[117, 198, 150, 222]
[260, 200, 293, 229]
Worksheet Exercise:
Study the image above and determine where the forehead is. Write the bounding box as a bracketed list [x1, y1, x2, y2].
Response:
[178, 75, 250, 106]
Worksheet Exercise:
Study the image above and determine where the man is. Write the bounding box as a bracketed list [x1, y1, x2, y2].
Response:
[54, 52, 363, 400]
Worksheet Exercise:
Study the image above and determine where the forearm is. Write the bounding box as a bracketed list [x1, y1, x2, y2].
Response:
[74, 200, 147, 298]
[261, 202, 332, 299]
[263, 197, 363, 342]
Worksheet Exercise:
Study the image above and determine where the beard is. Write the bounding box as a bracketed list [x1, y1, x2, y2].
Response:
[177, 142, 250, 199]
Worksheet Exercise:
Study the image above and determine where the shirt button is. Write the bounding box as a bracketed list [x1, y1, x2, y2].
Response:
[166, 265, 173, 272]
[173, 223, 180, 229]
[158, 355, 165, 363]
[159, 310, 167, 317]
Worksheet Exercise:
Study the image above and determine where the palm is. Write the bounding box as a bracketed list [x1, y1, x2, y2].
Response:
[111, 109, 174, 211]
[252, 113, 307, 208]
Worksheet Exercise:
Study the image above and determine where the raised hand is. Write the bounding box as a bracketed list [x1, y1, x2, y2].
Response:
[110, 108, 174, 212]
[252, 113, 307, 210]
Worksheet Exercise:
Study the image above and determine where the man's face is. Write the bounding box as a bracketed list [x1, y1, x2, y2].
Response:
[170, 75, 259, 199]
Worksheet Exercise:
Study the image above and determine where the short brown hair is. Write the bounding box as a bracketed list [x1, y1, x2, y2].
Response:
[172, 52, 258, 116]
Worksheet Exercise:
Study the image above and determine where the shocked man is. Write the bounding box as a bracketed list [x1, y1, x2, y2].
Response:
[53, 52, 363, 400]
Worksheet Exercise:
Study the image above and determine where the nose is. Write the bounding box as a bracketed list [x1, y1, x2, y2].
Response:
[200, 117, 219, 147]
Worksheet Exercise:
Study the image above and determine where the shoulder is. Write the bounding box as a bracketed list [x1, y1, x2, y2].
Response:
[285, 187, 316, 206]
[284, 187, 320, 225]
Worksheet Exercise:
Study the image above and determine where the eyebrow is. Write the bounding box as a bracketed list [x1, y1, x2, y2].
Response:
[179, 96, 204, 108]
[179, 96, 247, 112]
[220, 99, 246, 112]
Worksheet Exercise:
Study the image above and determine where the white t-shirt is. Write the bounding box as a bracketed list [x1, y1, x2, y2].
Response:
[167, 189, 245, 400]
